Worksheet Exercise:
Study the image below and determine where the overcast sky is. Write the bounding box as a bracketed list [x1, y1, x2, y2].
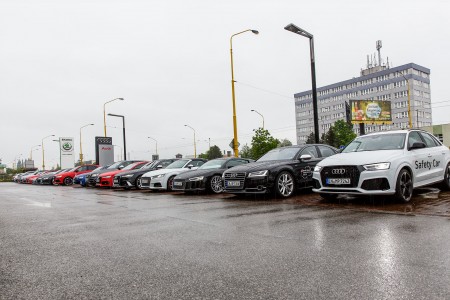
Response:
[1, 0, 450, 168]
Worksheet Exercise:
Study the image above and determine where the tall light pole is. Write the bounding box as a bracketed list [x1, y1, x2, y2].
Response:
[41, 134, 55, 170]
[251, 109, 264, 129]
[396, 71, 412, 128]
[147, 137, 158, 157]
[103, 98, 124, 137]
[108, 113, 126, 160]
[80, 123, 94, 165]
[30, 145, 41, 160]
[285, 23, 319, 143]
[184, 125, 196, 158]
[230, 29, 259, 157]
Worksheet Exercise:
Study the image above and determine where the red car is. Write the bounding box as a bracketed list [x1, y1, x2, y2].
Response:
[96, 161, 148, 187]
[24, 171, 50, 184]
[54, 164, 99, 186]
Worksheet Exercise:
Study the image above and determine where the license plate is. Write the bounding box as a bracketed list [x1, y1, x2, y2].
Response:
[141, 179, 149, 184]
[326, 178, 350, 185]
[173, 181, 182, 186]
[113, 179, 119, 183]
[226, 180, 240, 187]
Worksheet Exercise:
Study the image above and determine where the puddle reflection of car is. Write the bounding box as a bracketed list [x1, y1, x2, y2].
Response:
[222, 145, 338, 198]
[313, 129, 450, 202]
[172, 157, 254, 194]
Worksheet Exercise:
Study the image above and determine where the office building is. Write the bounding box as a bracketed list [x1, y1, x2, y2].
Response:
[294, 44, 432, 144]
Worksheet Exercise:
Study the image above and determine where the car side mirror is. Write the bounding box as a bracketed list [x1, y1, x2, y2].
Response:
[156, 165, 163, 169]
[118, 165, 124, 170]
[299, 154, 312, 161]
[187, 164, 194, 169]
[409, 142, 426, 150]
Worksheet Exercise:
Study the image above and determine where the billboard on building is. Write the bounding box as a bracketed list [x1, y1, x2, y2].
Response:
[350, 100, 392, 124]
[59, 137, 75, 169]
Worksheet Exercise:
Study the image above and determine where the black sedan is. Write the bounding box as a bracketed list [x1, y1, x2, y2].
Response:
[113, 159, 177, 190]
[222, 144, 338, 198]
[172, 158, 254, 194]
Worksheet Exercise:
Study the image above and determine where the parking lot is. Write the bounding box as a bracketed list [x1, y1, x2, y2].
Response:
[1, 183, 450, 299]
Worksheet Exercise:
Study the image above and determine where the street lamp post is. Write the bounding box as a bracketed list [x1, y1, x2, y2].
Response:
[41, 134, 55, 170]
[284, 23, 320, 143]
[230, 29, 259, 157]
[108, 114, 126, 160]
[147, 137, 158, 157]
[396, 71, 412, 128]
[184, 125, 196, 158]
[251, 109, 264, 129]
[30, 145, 41, 160]
[80, 123, 94, 165]
[103, 98, 124, 137]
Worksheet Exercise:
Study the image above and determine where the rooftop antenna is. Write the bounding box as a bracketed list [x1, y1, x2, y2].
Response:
[386, 56, 390, 68]
[376, 40, 382, 66]
[367, 55, 370, 69]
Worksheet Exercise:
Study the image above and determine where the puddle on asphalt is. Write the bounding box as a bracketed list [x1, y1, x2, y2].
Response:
[283, 188, 450, 217]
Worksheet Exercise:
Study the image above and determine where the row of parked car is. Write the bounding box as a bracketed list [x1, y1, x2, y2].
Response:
[13, 129, 450, 202]
[13, 143, 338, 197]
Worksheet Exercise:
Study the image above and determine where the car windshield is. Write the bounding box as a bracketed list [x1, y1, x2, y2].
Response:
[257, 147, 299, 161]
[198, 160, 224, 170]
[166, 159, 189, 169]
[122, 163, 142, 170]
[142, 161, 157, 169]
[342, 133, 406, 152]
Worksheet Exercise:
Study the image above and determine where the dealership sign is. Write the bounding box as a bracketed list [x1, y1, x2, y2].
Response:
[95, 136, 114, 166]
[350, 100, 392, 124]
[59, 137, 75, 169]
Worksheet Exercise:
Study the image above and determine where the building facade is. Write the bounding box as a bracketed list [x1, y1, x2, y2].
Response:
[294, 63, 432, 144]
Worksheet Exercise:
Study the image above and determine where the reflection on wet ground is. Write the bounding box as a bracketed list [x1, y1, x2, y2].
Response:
[283, 188, 450, 217]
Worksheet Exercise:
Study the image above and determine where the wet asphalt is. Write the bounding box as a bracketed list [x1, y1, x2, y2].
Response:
[1, 182, 449, 299]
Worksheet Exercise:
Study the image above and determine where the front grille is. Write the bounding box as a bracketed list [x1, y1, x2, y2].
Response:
[184, 180, 204, 190]
[223, 172, 246, 190]
[320, 166, 361, 188]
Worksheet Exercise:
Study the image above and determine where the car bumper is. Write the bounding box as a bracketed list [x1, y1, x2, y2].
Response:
[96, 177, 113, 187]
[223, 176, 271, 194]
[172, 179, 207, 192]
[312, 168, 396, 195]
[149, 177, 166, 190]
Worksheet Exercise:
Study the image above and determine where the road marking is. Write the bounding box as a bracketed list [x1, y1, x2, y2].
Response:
[19, 197, 52, 208]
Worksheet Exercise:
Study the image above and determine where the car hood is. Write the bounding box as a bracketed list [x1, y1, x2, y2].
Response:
[74, 172, 89, 178]
[223, 160, 295, 173]
[317, 150, 404, 167]
[175, 168, 224, 180]
[143, 168, 189, 178]
[99, 170, 122, 177]
[90, 168, 118, 176]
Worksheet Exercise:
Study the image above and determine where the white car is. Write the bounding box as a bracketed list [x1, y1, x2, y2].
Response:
[312, 129, 450, 202]
[139, 159, 206, 191]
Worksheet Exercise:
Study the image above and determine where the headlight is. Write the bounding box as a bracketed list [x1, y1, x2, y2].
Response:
[363, 162, 390, 171]
[151, 174, 165, 179]
[91, 174, 98, 177]
[189, 176, 204, 181]
[103, 176, 111, 179]
[122, 174, 133, 178]
[248, 170, 268, 177]
[56, 175, 62, 178]
[314, 166, 322, 172]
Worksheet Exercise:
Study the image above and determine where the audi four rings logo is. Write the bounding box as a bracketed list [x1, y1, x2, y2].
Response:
[230, 173, 237, 178]
[332, 169, 346, 175]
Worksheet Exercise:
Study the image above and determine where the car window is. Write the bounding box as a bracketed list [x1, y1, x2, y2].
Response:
[420, 132, 439, 147]
[318, 146, 336, 158]
[408, 131, 423, 148]
[88, 165, 97, 170]
[190, 160, 205, 167]
[225, 159, 248, 168]
[299, 146, 318, 158]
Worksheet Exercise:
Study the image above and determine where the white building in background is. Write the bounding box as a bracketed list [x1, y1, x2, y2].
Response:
[294, 43, 432, 144]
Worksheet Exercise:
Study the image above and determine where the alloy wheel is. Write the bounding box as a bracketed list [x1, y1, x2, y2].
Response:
[276, 172, 294, 197]
[210, 175, 223, 194]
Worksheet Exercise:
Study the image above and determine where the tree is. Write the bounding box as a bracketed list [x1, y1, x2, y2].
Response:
[324, 126, 337, 147]
[333, 119, 356, 147]
[250, 128, 280, 160]
[198, 153, 208, 159]
[277, 138, 292, 148]
[239, 144, 252, 158]
[305, 132, 315, 144]
[207, 145, 222, 159]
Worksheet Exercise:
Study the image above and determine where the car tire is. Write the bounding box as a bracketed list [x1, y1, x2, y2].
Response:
[274, 171, 295, 198]
[63, 177, 73, 186]
[167, 175, 176, 191]
[319, 193, 338, 201]
[440, 163, 450, 191]
[394, 168, 413, 203]
[135, 176, 143, 190]
[209, 175, 223, 194]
